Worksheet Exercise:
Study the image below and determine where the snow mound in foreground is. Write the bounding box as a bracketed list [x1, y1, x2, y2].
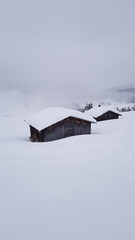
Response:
[0, 111, 135, 240]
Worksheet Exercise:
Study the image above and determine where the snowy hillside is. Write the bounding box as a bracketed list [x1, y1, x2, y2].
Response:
[96, 84, 135, 104]
[0, 111, 135, 240]
[0, 89, 81, 117]
[1, 84, 135, 118]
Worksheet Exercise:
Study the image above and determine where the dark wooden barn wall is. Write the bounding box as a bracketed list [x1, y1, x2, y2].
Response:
[29, 117, 91, 142]
[30, 125, 41, 142]
[42, 117, 91, 142]
[96, 111, 119, 122]
[31, 117, 91, 142]
[42, 121, 64, 142]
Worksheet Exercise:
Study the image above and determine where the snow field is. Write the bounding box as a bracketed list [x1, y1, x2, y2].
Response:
[0, 112, 135, 240]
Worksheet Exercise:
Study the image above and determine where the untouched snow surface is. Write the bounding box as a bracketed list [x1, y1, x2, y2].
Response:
[0, 112, 135, 240]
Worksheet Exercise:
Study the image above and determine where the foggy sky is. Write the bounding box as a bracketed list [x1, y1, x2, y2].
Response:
[0, 0, 135, 106]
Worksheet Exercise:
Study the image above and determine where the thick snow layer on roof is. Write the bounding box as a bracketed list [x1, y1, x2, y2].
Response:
[25, 107, 96, 131]
[85, 106, 122, 118]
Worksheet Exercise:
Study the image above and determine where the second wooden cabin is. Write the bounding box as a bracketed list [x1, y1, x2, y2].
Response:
[85, 106, 122, 122]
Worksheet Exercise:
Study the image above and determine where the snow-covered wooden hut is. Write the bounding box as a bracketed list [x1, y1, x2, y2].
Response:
[85, 106, 122, 122]
[25, 107, 96, 142]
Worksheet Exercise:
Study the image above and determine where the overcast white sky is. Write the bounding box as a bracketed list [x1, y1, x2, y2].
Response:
[0, 0, 135, 108]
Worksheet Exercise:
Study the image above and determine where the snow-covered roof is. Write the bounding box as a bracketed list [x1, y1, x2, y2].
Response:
[85, 106, 122, 118]
[25, 107, 96, 131]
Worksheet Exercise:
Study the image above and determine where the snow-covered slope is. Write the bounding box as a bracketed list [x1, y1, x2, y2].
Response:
[0, 89, 30, 117]
[0, 112, 135, 240]
[97, 84, 135, 104]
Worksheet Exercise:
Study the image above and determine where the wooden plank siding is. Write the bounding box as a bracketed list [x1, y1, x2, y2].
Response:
[29, 125, 41, 142]
[29, 116, 91, 142]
